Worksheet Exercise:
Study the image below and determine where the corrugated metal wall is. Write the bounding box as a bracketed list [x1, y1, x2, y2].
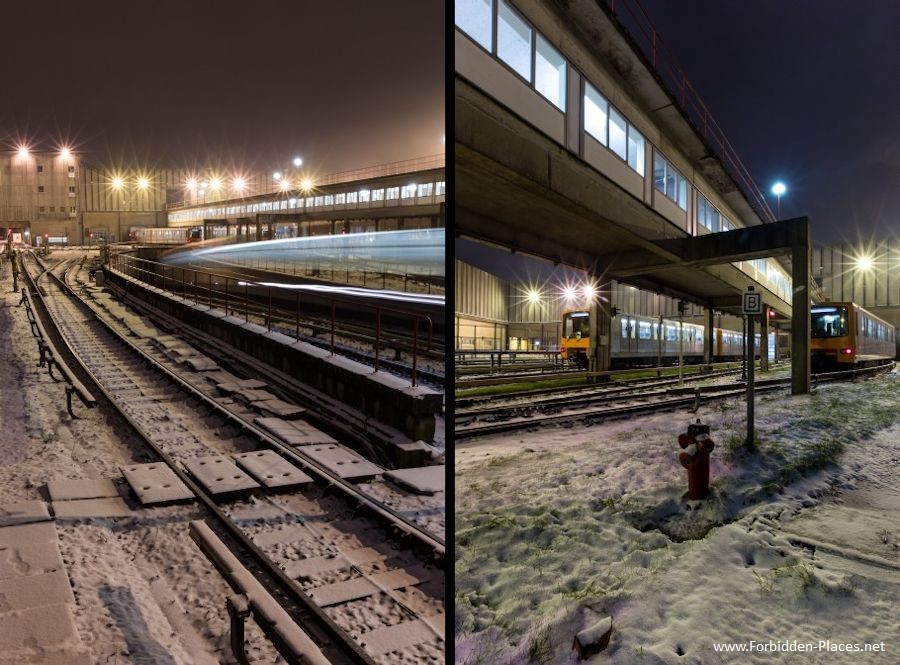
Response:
[815, 241, 900, 307]
[455, 261, 507, 322]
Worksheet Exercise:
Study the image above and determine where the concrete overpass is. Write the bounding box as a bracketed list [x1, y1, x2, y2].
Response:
[455, 0, 812, 393]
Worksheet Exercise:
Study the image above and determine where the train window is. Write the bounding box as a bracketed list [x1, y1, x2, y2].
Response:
[535, 35, 566, 111]
[639, 321, 651, 339]
[696, 328, 703, 343]
[621, 319, 629, 339]
[630, 319, 636, 338]
[811, 306, 849, 338]
[652, 323, 658, 340]
[563, 311, 590, 338]
[666, 326, 677, 341]
[498, 0, 533, 82]
[627, 125, 645, 175]
[455, 0, 494, 51]
[584, 83, 608, 145]
[609, 108, 627, 160]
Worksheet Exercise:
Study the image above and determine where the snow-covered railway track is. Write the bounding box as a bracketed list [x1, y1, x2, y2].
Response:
[21, 253, 445, 664]
[456, 363, 892, 441]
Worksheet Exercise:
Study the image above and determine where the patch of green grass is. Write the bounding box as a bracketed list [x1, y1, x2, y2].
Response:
[456, 377, 588, 398]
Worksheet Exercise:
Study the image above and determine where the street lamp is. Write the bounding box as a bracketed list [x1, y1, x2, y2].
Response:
[137, 177, 149, 190]
[111, 176, 124, 190]
[856, 255, 874, 272]
[526, 288, 542, 304]
[771, 182, 787, 218]
[292, 156, 303, 167]
[60, 147, 72, 160]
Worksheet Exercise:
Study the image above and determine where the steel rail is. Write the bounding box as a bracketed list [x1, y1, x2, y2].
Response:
[456, 363, 894, 440]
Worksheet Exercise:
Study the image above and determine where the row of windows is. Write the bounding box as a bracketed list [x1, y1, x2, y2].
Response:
[457, 0, 567, 112]
[584, 84, 645, 175]
[862, 315, 894, 342]
[696, 192, 733, 232]
[36, 186, 76, 193]
[653, 153, 688, 210]
[38, 206, 76, 213]
[620, 319, 703, 343]
[36, 165, 76, 175]
[170, 181, 445, 224]
[457, 0, 646, 178]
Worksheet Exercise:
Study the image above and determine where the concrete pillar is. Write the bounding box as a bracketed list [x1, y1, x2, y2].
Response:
[703, 307, 714, 366]
[792, 219, 811, 394]
[588, 286, 611, 380]
[760, 305, 769, 371]
[255, 215, 262, 242]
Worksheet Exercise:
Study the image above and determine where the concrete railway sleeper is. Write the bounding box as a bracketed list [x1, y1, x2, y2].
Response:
[20, 252, 445, 664]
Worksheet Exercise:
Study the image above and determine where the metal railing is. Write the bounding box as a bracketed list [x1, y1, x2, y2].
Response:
[605, 0, 777, 224]
[109, 251, 433, 386]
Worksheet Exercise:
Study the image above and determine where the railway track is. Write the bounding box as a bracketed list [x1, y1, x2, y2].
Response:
[21, 253, 445, 664]
[456, 365, 763, 413]
[456, 363, 894, 440]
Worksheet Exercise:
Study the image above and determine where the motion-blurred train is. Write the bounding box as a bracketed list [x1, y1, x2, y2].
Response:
[811, 302, 895, 370]
[560, 307, 786, 369]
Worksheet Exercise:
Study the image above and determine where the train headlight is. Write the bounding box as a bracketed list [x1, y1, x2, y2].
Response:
[841, 347, 853, 355]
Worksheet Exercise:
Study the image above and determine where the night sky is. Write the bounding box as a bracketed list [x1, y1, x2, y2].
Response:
[1, 0, 445, 174]
[639, 0, 900, 248]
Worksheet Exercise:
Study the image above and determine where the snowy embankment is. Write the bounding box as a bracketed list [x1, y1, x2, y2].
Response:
[456, 371, 900, 664]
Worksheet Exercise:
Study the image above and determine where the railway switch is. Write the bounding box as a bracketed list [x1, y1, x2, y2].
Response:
[678, 419, 715, 500]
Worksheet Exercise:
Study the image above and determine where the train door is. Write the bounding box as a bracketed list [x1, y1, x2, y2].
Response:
[619, 317, 637, 355]
[768, 332, 776, 361]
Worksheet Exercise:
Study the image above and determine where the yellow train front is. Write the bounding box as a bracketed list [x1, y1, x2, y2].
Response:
[560, 308, 591, 367]
[811, 302, 895, 370]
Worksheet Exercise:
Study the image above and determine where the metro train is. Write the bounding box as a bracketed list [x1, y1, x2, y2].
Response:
[560, 308, 783, 369]
[811, 302, 895, 370]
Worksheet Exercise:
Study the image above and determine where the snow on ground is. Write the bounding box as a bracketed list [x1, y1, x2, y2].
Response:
[0, 253, 281, 663]
[456, 370, 900, 664]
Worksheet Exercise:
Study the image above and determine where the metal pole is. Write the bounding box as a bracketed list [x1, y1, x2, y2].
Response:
[746, 313, 755, 450]
[678, 317, 684, 386]
[741, 316, 747, 380]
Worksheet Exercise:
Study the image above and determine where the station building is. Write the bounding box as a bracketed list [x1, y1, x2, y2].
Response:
[455, 0, 811, 389]
[1, 148, 443, 245]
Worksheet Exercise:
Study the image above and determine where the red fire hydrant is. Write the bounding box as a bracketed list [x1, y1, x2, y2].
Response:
[678, 419, 715, 500]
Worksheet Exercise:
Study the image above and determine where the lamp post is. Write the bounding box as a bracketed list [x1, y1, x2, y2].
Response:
[771, 181, 787, 219]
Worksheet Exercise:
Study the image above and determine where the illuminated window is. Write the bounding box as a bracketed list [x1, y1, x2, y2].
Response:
[436, 181, 446, 196]
[358, 189, 370, 202]
[653, 152, 688, 211]
[455, 0, 493, 51]
[535, 35, 566, 110]
[324, 195, 334, 205]
[305, 197, 314, 207]
[608, 107, 627, 160]
[314, 196, 323, 206]
[335, 193, 346, 204]
[417, 183, 433, 197]
[627, 125, 645, 175]
[347, 192, 357, 203]
[386, 187, 400, 200]
[584, 83, 607, 145]
[401, 185, 416, 199]
[497, 0, 532, 81]
[372, 188, 385, 201]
